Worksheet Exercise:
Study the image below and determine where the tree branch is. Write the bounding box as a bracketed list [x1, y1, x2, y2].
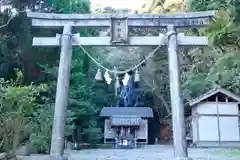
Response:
[141, 75, 171, 115]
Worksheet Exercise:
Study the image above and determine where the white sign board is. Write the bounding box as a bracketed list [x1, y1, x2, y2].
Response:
[110, 17, 128, 44]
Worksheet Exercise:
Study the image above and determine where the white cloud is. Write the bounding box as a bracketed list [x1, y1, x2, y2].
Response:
[91, 0, 149, 10]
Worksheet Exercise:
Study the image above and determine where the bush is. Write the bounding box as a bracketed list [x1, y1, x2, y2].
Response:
[29, 103, 75, 154]
[82, 127, 103, 144]
[28, 104, 53, 154]
[0, 78, 42, 157]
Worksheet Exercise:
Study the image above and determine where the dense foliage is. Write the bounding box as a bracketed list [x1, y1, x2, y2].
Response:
[182, 0, 240, 99]
[0, 70, 47, 157]
[0, 0, 113, 156]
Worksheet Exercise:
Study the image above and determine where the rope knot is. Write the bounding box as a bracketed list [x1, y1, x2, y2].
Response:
[166, 31, 177, 39]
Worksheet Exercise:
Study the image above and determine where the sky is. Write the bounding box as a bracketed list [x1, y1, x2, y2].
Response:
[90, 0, 149, 10]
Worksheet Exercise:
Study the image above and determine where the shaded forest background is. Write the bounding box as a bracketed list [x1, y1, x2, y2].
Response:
[0, 0, 239, 157]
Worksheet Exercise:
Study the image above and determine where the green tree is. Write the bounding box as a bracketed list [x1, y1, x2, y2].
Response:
[182, 0, 240, 100]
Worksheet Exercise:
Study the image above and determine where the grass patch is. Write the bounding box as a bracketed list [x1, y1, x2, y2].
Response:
[215, 151, 240, 156]
[87, 144, 113, 149]
[72, 143, 113, 150]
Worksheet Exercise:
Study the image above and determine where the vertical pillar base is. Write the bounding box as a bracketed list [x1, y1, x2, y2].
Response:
[173, 157, 192, 160]
[48, 155, 68, 160]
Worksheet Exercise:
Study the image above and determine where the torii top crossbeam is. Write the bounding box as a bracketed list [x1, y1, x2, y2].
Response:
[27, 11, 215, 28]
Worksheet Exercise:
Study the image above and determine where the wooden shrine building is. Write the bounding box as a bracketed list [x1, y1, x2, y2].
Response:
[100, 107, 153, 148]
[186, 87, 240, 147]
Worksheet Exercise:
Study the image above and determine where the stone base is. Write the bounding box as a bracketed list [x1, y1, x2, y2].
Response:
[46, 155, 68, 160]
[173, 157, 192, 160]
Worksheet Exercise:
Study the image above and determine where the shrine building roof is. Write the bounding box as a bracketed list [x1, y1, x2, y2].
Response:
[100, 107, 153, 118]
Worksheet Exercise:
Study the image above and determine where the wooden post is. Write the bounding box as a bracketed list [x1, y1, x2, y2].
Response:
[113, 66, 118, 97]
[167, 25, 189, 159]
[216, 96, 221, 145]
[50, 25, 72, 159]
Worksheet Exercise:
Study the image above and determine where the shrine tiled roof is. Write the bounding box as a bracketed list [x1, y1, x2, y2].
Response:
[111, 115, 141, 126]
[100, 107, 153, 118]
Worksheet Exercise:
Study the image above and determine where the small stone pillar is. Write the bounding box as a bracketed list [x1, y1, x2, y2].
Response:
[115, 136, 119, 149]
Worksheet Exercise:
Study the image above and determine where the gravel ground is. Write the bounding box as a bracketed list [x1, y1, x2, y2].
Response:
[21, 145, 240, 160]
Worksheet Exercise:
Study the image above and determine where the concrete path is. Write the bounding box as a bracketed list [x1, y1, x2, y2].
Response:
[22, 145, 240, 160]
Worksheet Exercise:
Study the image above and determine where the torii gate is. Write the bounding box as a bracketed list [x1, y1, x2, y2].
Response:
[27, 11, 215, 160]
